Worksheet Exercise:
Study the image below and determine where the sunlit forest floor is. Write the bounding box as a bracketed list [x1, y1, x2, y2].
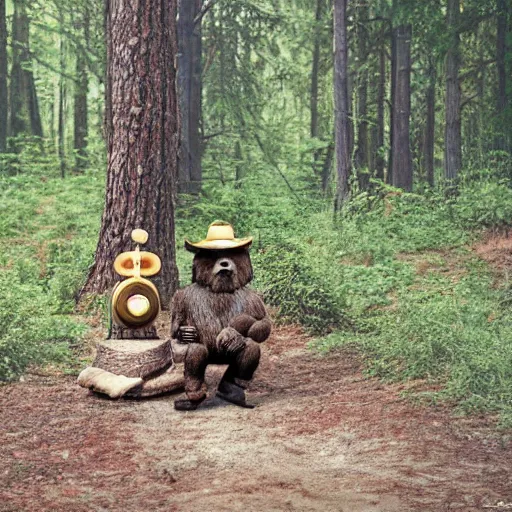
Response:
[3, 171, 512, 426]
[2, 323, 512, 511]
[2, 171, 512, 509]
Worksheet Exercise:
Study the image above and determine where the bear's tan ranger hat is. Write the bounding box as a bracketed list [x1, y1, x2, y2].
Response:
[184, 221, 253, 253]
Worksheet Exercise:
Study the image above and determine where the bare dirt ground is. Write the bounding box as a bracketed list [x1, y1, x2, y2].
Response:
[1, 322, 512, 512]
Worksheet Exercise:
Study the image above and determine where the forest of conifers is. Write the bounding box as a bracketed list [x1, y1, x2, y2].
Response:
[1, 0, 512, 425]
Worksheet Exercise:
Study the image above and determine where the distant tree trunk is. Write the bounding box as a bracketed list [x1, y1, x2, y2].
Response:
[74, 7, 89, 172]
[334, 0, 351, 210]
[58, 10, 66, 178]
[103, 0, 113, 143]
[310, 0, 324, 175]
[388, 19, 396, 185]
[444, 0, 462, 185]
[355, 3, 369, 190]
[0, 0, 7, 152]
[81, 0, 180, 306]
[497, 0, 508, 114]
[178, 0, 202, 194]
[423, 56, 436, 187]
[496, 0, 509, 150]
[10, 0, 43, 138]
[375, 47, 386, 181]
[390, 23, 413, 191]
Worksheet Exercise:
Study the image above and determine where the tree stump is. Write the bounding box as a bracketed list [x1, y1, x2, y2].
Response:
[93, 338, 173, 378]
[126, 363, 185, 398]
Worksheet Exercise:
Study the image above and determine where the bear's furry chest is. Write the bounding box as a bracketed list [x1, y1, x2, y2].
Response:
[182, 284, 251, 347]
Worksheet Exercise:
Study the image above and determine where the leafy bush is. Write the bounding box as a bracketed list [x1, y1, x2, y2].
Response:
[252, 242, 350, 334]
[0, 268, 86, 381]
[455, 181, 512, 229]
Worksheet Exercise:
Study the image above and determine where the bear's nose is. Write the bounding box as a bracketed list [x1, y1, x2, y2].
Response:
[214, 258, 234, 275]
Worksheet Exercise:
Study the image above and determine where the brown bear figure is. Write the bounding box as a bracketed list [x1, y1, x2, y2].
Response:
[170, 221, 271, 411]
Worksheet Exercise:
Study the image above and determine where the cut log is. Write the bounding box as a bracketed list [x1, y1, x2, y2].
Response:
[126, 363, 185, 398]
[93, 338, 173, 378]
[77, 367, 143, 398]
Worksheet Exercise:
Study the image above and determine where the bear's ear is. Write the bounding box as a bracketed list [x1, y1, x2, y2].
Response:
[235, 248, 253, 286]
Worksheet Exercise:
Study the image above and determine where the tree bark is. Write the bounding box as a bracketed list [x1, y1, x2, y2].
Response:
[74, 6, 89, 172]
[355, 2, 369, 190]
[0, 0, 7, 152]
[375, 47, 386, 181]
[387, 17, 396, 185]
[496, 0, 509, 150]
[81, 0, 180, 307]
[423, 56, 436, 187]
[497, 0, 508, 114]
[9, 0, 43, 138]
[390, 23, 413, 191]
[58, 9, 66, 178]
[444, 0, 462, 185]
[310, 0, 324, 175]
[334, 0, 351, 210]
[178, 0, 202, 194]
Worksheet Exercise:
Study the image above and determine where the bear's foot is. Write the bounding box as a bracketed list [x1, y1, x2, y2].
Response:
[217, 380, 255, 409]
[174, 396, 206, 411]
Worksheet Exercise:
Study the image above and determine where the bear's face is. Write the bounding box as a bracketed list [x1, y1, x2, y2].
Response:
[192, 248, 253, 293]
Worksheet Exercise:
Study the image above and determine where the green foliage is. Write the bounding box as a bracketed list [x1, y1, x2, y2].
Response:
[311, 186, 512, 426]
[454, 180, 512, 229]
[0, 172, 102, 381]
[252, 242, 349, 334]
[0, 267, 86, 381]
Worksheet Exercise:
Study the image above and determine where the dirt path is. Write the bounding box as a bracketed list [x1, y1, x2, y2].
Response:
[1, 325, 511, 512]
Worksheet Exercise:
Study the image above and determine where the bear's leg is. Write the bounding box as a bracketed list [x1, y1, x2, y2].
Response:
[217, 340, 261, 408]
[174, 343, 209, 411]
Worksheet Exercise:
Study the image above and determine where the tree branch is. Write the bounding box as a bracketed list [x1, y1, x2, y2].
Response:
[461, 93, 479, 109]
[253, 132, 301, 201]
[194, 0, 219, 25]
[459, 59, 496, 82]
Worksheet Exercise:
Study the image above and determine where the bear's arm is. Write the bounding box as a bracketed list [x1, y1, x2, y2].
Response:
[244, 291, 272, 343]
[170, 289, 187, 339]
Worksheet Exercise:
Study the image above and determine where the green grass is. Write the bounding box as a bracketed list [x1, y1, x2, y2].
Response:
[0, 172, 103, 380]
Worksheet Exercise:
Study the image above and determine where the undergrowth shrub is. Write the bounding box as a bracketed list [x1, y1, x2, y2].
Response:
[0, 269, 86, 381]
[455, 181, 512, 229]
[252, 242, 350, 334]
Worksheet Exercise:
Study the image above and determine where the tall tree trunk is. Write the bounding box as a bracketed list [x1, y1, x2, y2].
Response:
[334, 0, 351, 210]
[444, 0, 462, 185]
[81, 0, 180, 306]
[10, 0, 43, 139]
[423, 56, 436, 187]
[103, 0, 113, 143]
[178, 0, 202, 194]
[58, 9, 66, 178]
[0, 0, 7, 152]
[388, 18, 396, 185]
[375, 47, 386, 181]
[355, 2, 369, 190]
[310, 0, 324, 175]
[390, 23, 413, 191]
[74, 6, 89, 172]
[496, 0, 509, 150]
[497, 0, 508, 114]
